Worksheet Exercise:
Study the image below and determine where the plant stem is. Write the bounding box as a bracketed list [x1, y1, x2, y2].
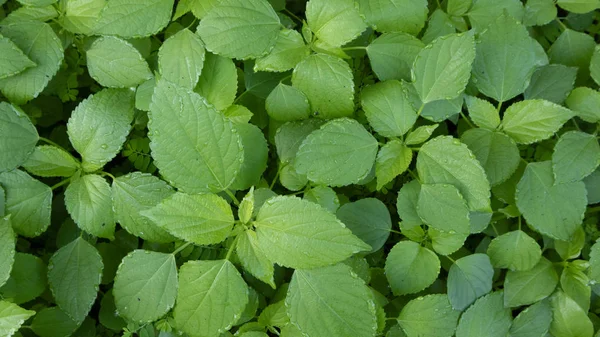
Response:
[587, 206, 600, 214]
[39, 136, 64, 150]
[99, 171, 116, 180]
[225, 236, 239, 260]
[283, 8, 303, 23]
[51, 178, 71, 190]
[460, 111, 476, 129]
[270, 166, 282, 189]
[555, 18, 568, 31]
[225, 189, 240, 206]
[341, 46, 367, 51]
[172, 242, 191, 256]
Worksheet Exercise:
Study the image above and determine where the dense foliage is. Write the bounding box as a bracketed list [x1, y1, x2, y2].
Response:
[1, 0, 600, 336]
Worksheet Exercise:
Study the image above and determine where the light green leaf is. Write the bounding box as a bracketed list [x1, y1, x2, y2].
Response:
[565, 87, 600, 123]
[94, 0, 173, 38]
[500, 100, 574, 144]
[0, 21, 63, 105]
[224, 105, 253, 124]
[230, 123, 269, 191]
[304, 185, 339, 213]
[589, 240, 600, 283]
[421, 10, 455, 45]
[461, 129, 520, 186]
[47, 237, 103, 323]
[174, 0, 218, 19]
[0, 301, 35, 337]
[65, 174, 115, 239]
[30, 306, 78, 337]
[111, 172, 176, 243]
[295, 118, 378, 186]
[555, 227, 585, 261]
[557, 0, 600, 13]
[417, 136, 491, 212]
[336, 198, 391, 253]
[550, 291, 594, 337]
[86, 36, 152, 88]
[417, 183, 470, 235]
[292, 54, 355, 119]
[524, 64, 577, 104]
[0, 34, 36, 79]
[548, 29, 595, 83]
[0, 102, 38, 172]
[236, 230, 275, 288]
[375, 139, 412, 190]
[306, 0, 366, 47]
[258, 300, 288, 328]
[195, 52, 237, 111]
[455, 292, 512, 337]
[142, 192, 234, 245]
[509, 300, 552, 337]
[412, 33, 476, 104]
[560, 263, 591, 312]
[584, 168, 600, 204]
[396, 180, 422, 227]
[238, 188, 254, 225]
[504, 257, 558, 307]
[472, 15, 537, 102]
[385, 241, 440, 295]
[0, 217, 15, 288]
[254, 195, 370, 269]
[197, 0, 280, 59]
[366, 32, 424, 81]
[524, 0, 557, 26]
[16, 0, 56, 6]
[552, 131, 600, 184]
[466, 0, 524, 32]
[2, 5, 58, 25]
[149, 80, 244, 193]
[591, 45, 600, 86]
[487, 230, 541, 271]
[174, 260, 248, 337]
[113, 250, 177, 323]
[405, 124, 438, 145]
[22, 145, 79, 178]
[447, 254, 494, 311]
[0, 169, 52, 237]
[67, 88, 135, 172]
[447, 0, 472, 16]
[356, 0, 427, 35]
[255, 29, 309, 72]
[274, 119, 323, 164]
[1, 254, 47, 305]
[464, 96, 500, 131]
[516, 161, 587, 241]
[429, 228, 468, 256]
[158, 29, 205, 89]
[279, 164, 308, 191]
[361, 80, 417, 138]
[287, 263, 377, 337]
[59, 0, 106, 35]
[265, 83, 311, 122]
[397, 294, 460, 337]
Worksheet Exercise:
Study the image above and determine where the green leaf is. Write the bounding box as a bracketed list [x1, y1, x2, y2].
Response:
[447, 254, 494, 311]
[550, 291, 594, 337]
[487, 230, 541, 271]
[0, 301, 35, 337]
[375, 140, 412, 190]
[304, 185, 339, 213]
[174, 0, 218, 19]
[149, 80, 244, 193]
[275, 119, 323, 164]
[447, 0, 472, 16]
[255, 29, 309, 72]
[292, 54, 355, 119]
[174, 260, 248, 337]
[258, 300, 288, 328]
[552, 131, 600, 184]
[0, 102, 38, 172]
[158, 29, 205, 89]
[113, 250, 178, 323]
[30, 306, 78, 337]
[67, 88, 135, 172]
[16, 0, 57, 6]
[560, 263, 591, 312]
[59, 0, 105, 35]
[295, 118, 378, 186]
[464, 96, 500, 131]
[455, 292, 512, 337]
[417, 136, 491, 212]
[548, 29, 595, 84]
[287, 263, 377, 337]
[142, 192, 234, 245]
[461, 129, 520, 186]
[65, 174, 115, 239]
[197, 0, 280, 59]
[254, 195, 370, 269]
[195, 52, 237, 111]
[589, 240, 600, 283]
[524, 0, 557, 26]
[0, 169, 52, 237]
[336, 198, 391, 253]
[230, 123, 269, 191]
[22, 145, 79, 178]
[47, 237, 103, 323]
[0, 253, 47, 305]
[405, 124, 438, 145]
[385, 241, 440, 295]
[99, 290, 126, 332]
[591, 45, 600, 86]
[509, 300, 552, 337]
[472, 15, 538, 102]
[504, 257, 558, 307]
[0, 21, 63, 105]
[555, 227, 585, 261]
[224, 105, 253, 124]
[397, 294, 460, 337]
[0, 217, 15, 288]
[236, 229, 275, 288]
[565, 87, 600, 123]
[238, 188, 254, 225]
[265, 83, 311, 122]
[557, 0, 600, 13]
[429, 228, 468, 256]
[2, 5, 58, 27]
[524, 64, 577, 104]
[361, 80, 417, 138]
[94, 0, 174, 38]
[584, 168, 600, 204]
[396, 180, 422, 227]
[417, 183, 470, 235]
[499, 100, 574, 144]
[111, 172, 176, 243]
[412, 33, 476, 104]
[516, 161, 587, 241]
[420, 10, 455, 45]
[356, 0, 427, 35]
[306, 0, 366, 47]
[366, 32, 424, 82]
[0, 34, 36, 79]
[466, 0, 524, 32]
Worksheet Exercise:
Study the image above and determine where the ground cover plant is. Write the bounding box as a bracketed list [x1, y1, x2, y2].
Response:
[1, 0, 600, 336]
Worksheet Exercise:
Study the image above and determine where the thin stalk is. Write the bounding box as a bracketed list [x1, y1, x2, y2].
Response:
[225, 189, 240, 206]
[172, 242, 192, 256]
[51, 178, 71, 190]
[341, 46, 367, 51]
[460, 111, 476, 129]
[225, 236, 239, 260]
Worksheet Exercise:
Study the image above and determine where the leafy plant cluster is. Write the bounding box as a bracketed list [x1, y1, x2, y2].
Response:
[1, 0, 600, 336]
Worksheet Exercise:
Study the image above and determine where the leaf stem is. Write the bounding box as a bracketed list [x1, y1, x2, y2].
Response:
[225, 236, 239, 260]
[388, 229, 403, 235]
[39, 136, 64, 150]
[234, 90, 248, 104]
[587, 206, 600, 214]
[520, 157, 529, 166]
[496, 101, 503, 113]
[283, 8, 303, 23]
[99, 171, 116, 180]
[270, 166, 282, 189]
[407, 168, 421, 183]
[555, 18, 568, 31]
[341, 46, 367, 51]
[460, 111, 476, 129]
[51, 178, 71, 190]
[225, 189, 240, 206]
[172, 242, 191, 256]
